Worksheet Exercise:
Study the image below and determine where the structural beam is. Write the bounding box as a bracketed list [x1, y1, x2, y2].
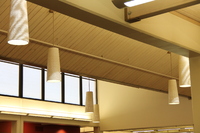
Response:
[27, 0, 200, 57]
[125, 0, 200, 23]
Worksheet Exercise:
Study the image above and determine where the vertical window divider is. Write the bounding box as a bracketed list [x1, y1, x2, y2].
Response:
[19, 64, 23, 98]
[41, 68, 45, 100]
[95, 80, 98, 104]
[80, 76, 83, 106]
[61, 72, 65, 103]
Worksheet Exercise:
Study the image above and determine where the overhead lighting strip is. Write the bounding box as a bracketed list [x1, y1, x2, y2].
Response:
[0, 106, 91, 121]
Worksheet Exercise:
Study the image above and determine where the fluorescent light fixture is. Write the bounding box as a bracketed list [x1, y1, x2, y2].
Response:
[28, 113, 52, 118]
[0, 105, 91, 121]
[112, 0, 154, 9]
[74, 118, 91, 122]
[52, 116, 73, 120]
[133, 130, 154, 133]
[185, 127, 193, 129]
[124, 0, 154, 7]
[158, 128, 180, 131]
[1, 111, 27, 116]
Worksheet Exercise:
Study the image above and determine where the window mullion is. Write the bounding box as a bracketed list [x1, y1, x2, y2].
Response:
[61, 72, 65, 103]
[80, 76, 83, 106]
[19, 64, 23, 98]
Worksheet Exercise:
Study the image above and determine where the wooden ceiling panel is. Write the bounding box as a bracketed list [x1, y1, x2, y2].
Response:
[176, 4, 200, 23]
[0, 0, 9, 31]
[28, 7, 53, 43]
[0, 0, 193, 97]
[56, 18, 85, 47]
[89, 62, 118, 77]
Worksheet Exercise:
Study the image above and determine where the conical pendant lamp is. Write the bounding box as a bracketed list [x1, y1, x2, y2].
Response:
[85, 78, 94, 113]
[47, 11, 61, 82]
[168, 79, 179, 105]
[168, 52, 179, 105]
[179, 55, 191, 87]
[47, 47, 61, 82]
[8, 0, 29, 45]
[93, 104, 100, 123]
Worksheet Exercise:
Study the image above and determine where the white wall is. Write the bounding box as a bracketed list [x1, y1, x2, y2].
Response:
[98, 80, 193, 131]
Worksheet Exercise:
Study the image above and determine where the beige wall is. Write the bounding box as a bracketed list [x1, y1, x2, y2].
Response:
[98, 80, 193, 131]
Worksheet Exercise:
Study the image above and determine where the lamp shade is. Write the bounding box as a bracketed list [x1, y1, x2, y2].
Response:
[168, 79, 180, 105]
[112, 0, 154, 9]
[8, 0, 29, 45]
[93, 104, 100, 123]
[85, 91, 94, 113]
[47, 47, 61, 82]
[179, 56, 191, 87]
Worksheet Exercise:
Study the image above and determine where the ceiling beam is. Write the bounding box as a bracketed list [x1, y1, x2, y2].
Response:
[125, 0, 200, 23]
[27, 0, 200, 57]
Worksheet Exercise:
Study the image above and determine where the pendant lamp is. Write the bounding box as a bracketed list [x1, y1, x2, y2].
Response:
[47, 11, 61, 82]
[85, 78, 94, 113]
[47, 47, 61, 82]
[8, 0, 29, 45]
[179, 55, 191, 87]
[168, 79, 180, 105]
[93, 104, 100, 123]
[168, 52, 179, 105]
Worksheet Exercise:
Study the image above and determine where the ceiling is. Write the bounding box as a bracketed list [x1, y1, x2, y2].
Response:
[0, 0, 199, 97]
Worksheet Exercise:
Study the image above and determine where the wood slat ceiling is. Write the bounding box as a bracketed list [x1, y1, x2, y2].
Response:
[176, 4, 200, 23]
[0, 0, 195, 97]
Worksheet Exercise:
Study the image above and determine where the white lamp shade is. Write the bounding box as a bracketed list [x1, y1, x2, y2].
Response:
[8, 0, 29, 45]
[179, 56, 191, 87]
[47, 47, 61, 82]
[93, 104, 100, 123]
[85, 91, 94, 113]
[168, 79, 180, 105]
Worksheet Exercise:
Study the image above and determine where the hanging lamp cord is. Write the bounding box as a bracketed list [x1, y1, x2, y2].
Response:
[168, 51, 173, 77]
[53, 11, 55, 46]
[88, 78, 90, 91]
[49, 9, 55, 46]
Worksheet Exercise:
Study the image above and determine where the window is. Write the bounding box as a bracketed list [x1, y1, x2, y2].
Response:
[82, 77, 96, 105]
[0, 61, 19, 96]
[64, 73, 80, 104]
[0, 60, 97, 105]
[23, 65, 41, 99]
[44, 71, 61, 102]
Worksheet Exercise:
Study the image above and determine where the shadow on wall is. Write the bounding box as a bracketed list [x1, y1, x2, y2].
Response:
[24, 122, 80, 133]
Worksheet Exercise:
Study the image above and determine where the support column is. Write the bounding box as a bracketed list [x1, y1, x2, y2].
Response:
[189, 56, 200, 132]
[94, 127, 102, 133]
[11, 120, 21, 133]
[11, 121, 17, 133]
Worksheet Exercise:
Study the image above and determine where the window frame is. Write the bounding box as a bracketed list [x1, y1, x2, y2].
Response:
[0, 59, 97, 106]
